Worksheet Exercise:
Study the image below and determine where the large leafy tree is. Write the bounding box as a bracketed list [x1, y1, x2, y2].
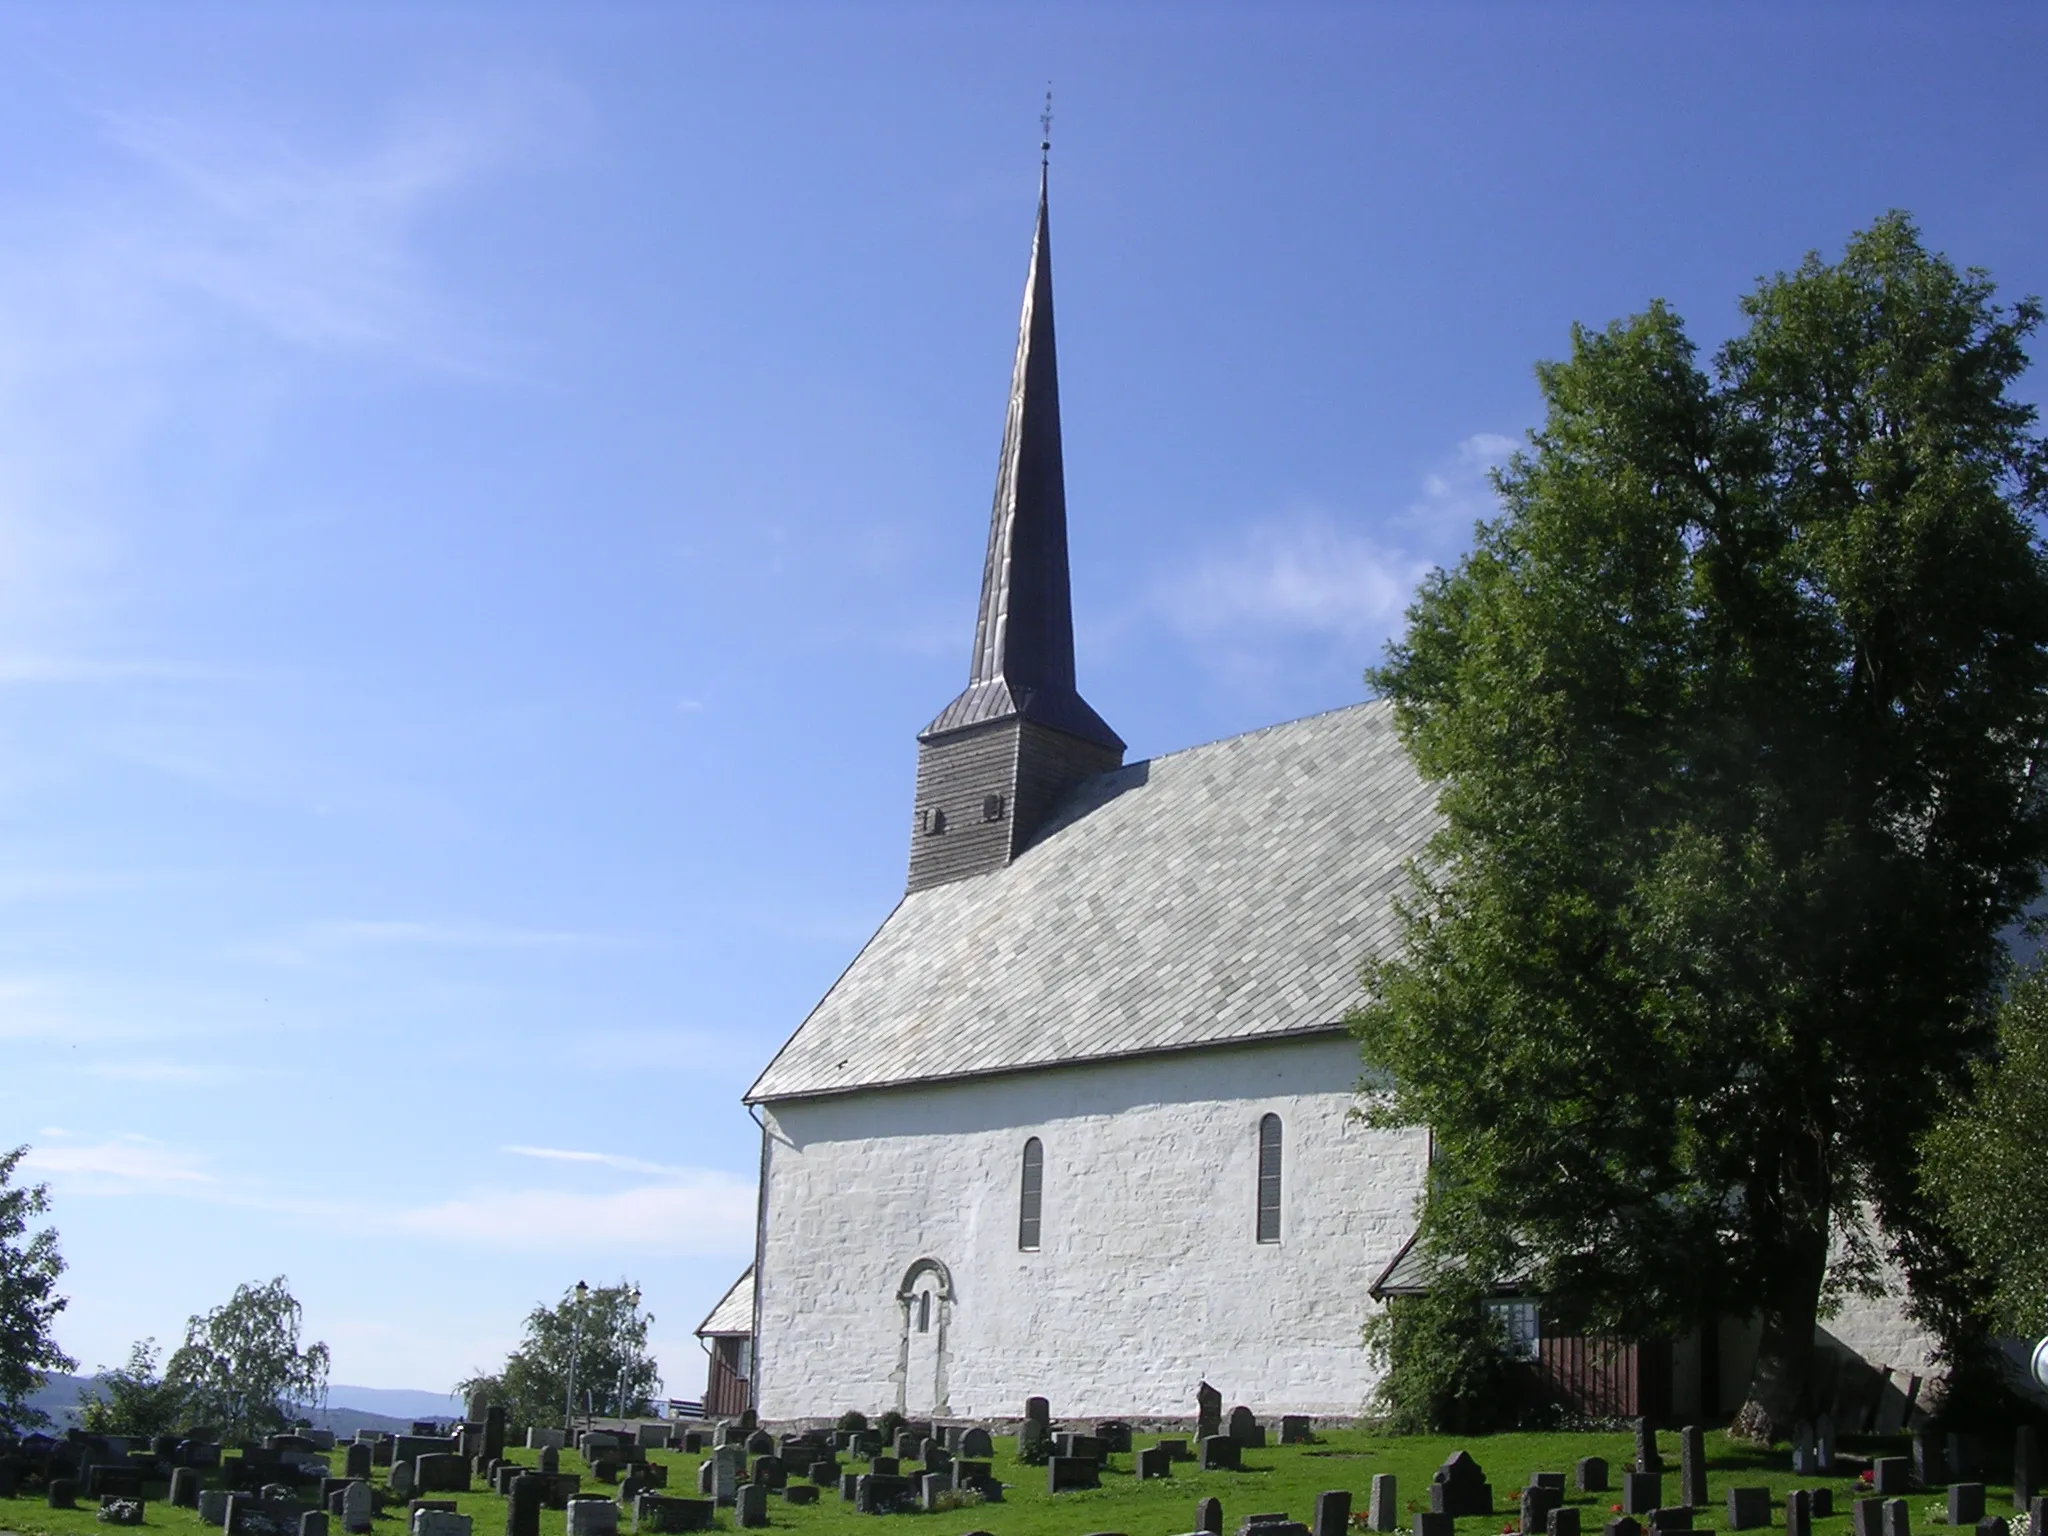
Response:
[457, 1281, 658, 1432]
[1355, 214, 2048, 1433]
[79, 1339, 192, 1439]
[166, 1277, 331, 1440]
[1920, 957, 2048, 1337]
[0, 1146, 77, 1434]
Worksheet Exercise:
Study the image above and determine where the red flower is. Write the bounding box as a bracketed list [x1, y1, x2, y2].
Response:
[1611, 1507, 1622, 1514]
[1859, 1472, 1873, 1485]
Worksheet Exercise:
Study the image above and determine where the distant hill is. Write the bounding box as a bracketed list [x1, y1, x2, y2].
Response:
[23, 1374, 459, 1435]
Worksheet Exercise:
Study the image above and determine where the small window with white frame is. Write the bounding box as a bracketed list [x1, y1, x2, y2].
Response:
[1486, 1298, 1540, 1360]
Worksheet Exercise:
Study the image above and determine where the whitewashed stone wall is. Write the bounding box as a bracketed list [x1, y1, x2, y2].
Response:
[752, 1033, 1426, 1421]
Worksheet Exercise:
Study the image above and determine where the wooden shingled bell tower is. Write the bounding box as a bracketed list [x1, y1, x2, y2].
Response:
[906, 161, 1124, 893]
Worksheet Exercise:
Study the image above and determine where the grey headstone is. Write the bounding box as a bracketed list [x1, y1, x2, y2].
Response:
[808, 1460, 837, 1486]
[341, 1483, 373, 1535]
[1202, 1438, 1242, 1472]
[1049, 1456, 1101, 1492]
[1197, 1498, 1223, 1535]
[837, 1474, 857, 1503]
[413, 1514, 474, 1536]
[1623, 1473, 1662, 1516]
[1548, 1512, 1581, 1536]
[2019, 1431, 2039, 1511]
[302, 1514, 329, 1536]
[171, 1467, 203, 1507]
[1024, 1396, 1050, 1425]
[1678, 1427, 1706, 1507]
[1853, 1498, 1885, 1536]
[1873, 1458, 1910, 1496]
[1647, 1511, 1691, 1535]
[199, 1489, 232, 1526]
[1227, 1407, 1263, 1449]
[1727, 1489, 1771, 1530]
[782, 1487, 818, 1507]
[1952, 1486, 1987, 1526]
[1157, 1438, 1191, 1462]
[1975, 1521, 2010, 1536]
[1371, 1474, 1399, 1532]
[1138, 1446, 1171, 1480]
[1577, 1460, 1608, 1495]
[539, 1447, 560, 1476]
[2030, 1497, 2048, 1536]
[1792, 1422, 1815, 1477]
[1605, 1521, 1641, 1536]
[734, 1486, 767, 1529]
[1635, 1420, 1662, 1475]
[961, 1427, 993, 1459]
[1882, 1499, 1910, 1536]
[710, 1446, 742, 1508]
[564, 1499, 617, 1536]
[1282, 1417, 1313, 1446]
[507, 1475, 544, 1536]
[917, 1473, 946, 1512]
[389, 1462, 416, 1500]
[1816, 1415, 1836, 1473]
[1197, 1383, 1222, 1443]
[1523, 1486, 1564, 1535]
[1316, 1490, 1352, 1536]
[1913, 1431, 1945, 1488]
[1415, 1516, 1454, 1536]
[1787, 1490, 1812, 1536]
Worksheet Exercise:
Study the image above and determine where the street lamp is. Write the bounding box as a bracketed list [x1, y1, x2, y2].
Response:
[564, 1280, 589, 1433]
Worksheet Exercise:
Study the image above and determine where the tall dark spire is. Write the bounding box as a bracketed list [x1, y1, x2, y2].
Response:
[905, 162, 1125, 893]
[920, 167, 1122, 753]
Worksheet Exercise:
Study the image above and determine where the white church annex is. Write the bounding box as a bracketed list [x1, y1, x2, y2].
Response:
[731, 166, 1940, 1425]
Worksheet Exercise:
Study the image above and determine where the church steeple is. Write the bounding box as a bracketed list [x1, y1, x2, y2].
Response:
[906, 164, 1125, 894]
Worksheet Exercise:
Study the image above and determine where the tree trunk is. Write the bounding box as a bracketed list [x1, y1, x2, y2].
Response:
[1736, 1221, 1831, 1440]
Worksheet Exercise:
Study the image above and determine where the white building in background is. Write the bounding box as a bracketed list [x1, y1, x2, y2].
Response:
[722, 168, 1939, 1426]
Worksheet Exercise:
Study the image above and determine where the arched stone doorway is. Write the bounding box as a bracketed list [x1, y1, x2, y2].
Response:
[893, 1256, 952, 1417]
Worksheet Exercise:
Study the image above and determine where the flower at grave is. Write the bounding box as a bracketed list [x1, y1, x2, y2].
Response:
[1611, 1506, 1622, 1514]
[1859, 1471, 1874, 1485]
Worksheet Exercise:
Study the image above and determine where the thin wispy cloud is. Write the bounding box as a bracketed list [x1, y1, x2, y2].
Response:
[21, 1136, 214, 1193]
[397, 1176, 757, 1256]
[501, 1144, 701, 1178]
[237, 919, 649, 968]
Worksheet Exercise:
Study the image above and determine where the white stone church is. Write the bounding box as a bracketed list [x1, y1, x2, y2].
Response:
[711, 169, 1939, 1427]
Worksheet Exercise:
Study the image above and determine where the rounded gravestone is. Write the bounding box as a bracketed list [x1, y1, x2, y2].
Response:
[50, 1477, 79, 1510]
[171, 1467, 203, 1508]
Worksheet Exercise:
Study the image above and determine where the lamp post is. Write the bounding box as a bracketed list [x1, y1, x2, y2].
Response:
[564, 1279, 589, 1433]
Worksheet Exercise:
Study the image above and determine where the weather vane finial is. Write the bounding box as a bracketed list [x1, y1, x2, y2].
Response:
[1040, 85, 1053, 165]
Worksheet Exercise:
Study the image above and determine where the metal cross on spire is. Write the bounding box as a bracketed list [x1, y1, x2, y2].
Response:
[1040, 86, 1053, 165]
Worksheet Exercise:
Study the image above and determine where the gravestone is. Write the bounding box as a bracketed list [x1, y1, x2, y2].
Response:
[1415, 1516, 1454, 1536]
[1648, 1512, 1690, 1535]
[1137, 1446, 1171, 1480]
[1622, 1473, 1662, 1515]
[482, 1408, 505, 1465]
[952, 1461, 1001, 1501]
[747, 1432, 775, 1458]
[201, 1489, 233, 1527]
[1433, 1452, 1494, 1518]
[960, 1428, 993, 1459]
[1282, 1418, 1313, 1446]
[1239, 1517, 1310, 1536]
[1793, 1423, 1816, 1476]
[2031, 1497, 2048, 1536]
[1202, 1438, 1242, 1472]
[734, 1486, 767, 1529]
[1197, 1497, 1224, 1535]
[1727, 1489, 1771, 1531]
[633, 1495, 713, 1533]
[1635, 1420, 1662, 1475]
[711, 1446, 742, 1508]
[1059, 1434, 1106, 1463]
[837, 1474, 857, 1503]
[539, 1447, 560, 1476]
[1049, 1456, 1101, 1492]
[507, 1474, 544, 1536]
[344, 1444, 372, 1480]
[682, 1434, 703, 1455]
[1882, 1500, 1909, 1536]
[1550, 1513, 1582, 1536]
[870, 1457, 900, 1477]
[1093, 1421, 1133, 1454]
[1228, 1408, 1264, 1449]
[1873, 1458, 1910, 1496]
[1532, 1474, 1566, 1494]
[1951, 1436, 1981, 1482]
[1371, 1474, 1398, 1532]
[1606, 1521, 1642, 1536]
[918, 1473, 947, 1512]
[1914, 1431, 1945, 1488]
[750, 1457, 784, 1493]
[635, 1425, 669, 1452]
[591, 1460, 620, 1486]
[783, 1486, 818, 1507]
[1813, 1491, 1835, 1520]
[342, 1483, 373, 1536]
[1816, 1415, 1837, 1473]
[1952, 1485, 1987, 1526]
[1523, 1485, 1563, 1534]
[1786, 1490, 1812, 1536]
[1316, 1489, 1352, 1536]
[891, 1431, 916, 1461]
[1197, 1383, 1223, 1444]
[808, 1461, 837, 1486]
[2019, 1432, 2039, 1511]
[853, 1474, 911, 1514]
[301, 1512, 329, 1536]
[1678, 1428, 1706, 1508]
[1853, 1498, 1885, 1536]
[389, 1462, 416, 1500]
[1976, 1522, 2010, 1536]
[1577, 1459, 1609, 1494]
[564, 1498, 618, 1536]
[172, 1467, 204, 1507]
[416, 1454, 469, 1494]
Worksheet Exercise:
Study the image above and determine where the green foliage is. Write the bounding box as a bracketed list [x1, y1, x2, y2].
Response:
[0, 1145, 77, 1435]
[1921, 960, 2048, 1336]
[1354, 213, 2048, 1420]
[457, 1280, 659, 1433]
[165, 1276, 330, 1441]
[1363, 1271, 1514, 1435]
[834, 1410, 868, 1433]
[875, 1409, 905, 1442]
[78, 1338, 191, 1439]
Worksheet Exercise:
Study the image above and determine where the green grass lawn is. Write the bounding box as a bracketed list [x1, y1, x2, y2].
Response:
[0, 1429, 2013, 1536]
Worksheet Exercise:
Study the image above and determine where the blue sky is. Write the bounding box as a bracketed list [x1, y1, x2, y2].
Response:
[5, 2, 2044, 1396]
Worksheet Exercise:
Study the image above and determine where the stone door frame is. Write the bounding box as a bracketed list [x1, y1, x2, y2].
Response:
[892, 1255, 953, 1418]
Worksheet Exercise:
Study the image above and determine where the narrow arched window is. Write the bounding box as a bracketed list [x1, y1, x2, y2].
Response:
[1019, 1137, 1044, 1251]
[916, 1292, 931, 1333]
[1256, 1114, 1283, 1243]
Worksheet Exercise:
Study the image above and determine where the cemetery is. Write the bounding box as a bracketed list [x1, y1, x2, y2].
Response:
[3, 1399, 2046, 1536]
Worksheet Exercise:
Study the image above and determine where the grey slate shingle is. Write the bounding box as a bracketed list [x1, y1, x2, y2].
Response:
[744, 699, 1438, 1104]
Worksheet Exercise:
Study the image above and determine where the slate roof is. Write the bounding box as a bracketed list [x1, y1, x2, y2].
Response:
[696, 1266, 754, 1338]
[746, 699, 1438, 1103]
